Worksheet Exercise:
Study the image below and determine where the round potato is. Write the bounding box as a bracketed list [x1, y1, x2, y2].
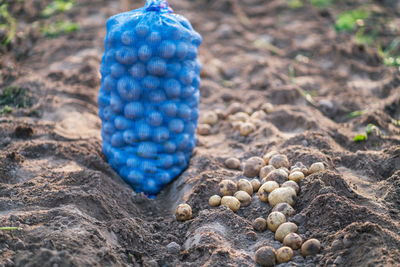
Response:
[251, 110, 267, 120]
[225, 157, 241, 170]
[283, 233, 303, 250]
[281, 180, 300, 194]
[234, 190, 251, 207]
[308, 162, 325, 174]
[264, 169, 288, 184]
[261, 103, 274, 114]
[218, 179, 237, 196]
[289, 171, 304, 183]
[197, 124, 211, 135]
[269, 154, 289, 169]
[275, 222, 298, 242]
[262, 151, 278, 165]
[268, 187, 296, 207]
[301, 239, 321, 256]
[221, 196, 241, 212]
[255, 246, 276, 267]
[239, 122, 256, 136]
[267, 211, 286, 232]
[253, 217, 267, 232]
[257, 181, 279, 203]
[243, 157, 266, 178]
[259, 165, 276, 179]
[276, 246, 293, 263]
[209, 195, 221, 207]
[199, 111, 218, 125]
[250, 179, 261, 192]
[272, 203, 295, 217]
[237, 179, 253, 195]
[175, 204, 192, 221]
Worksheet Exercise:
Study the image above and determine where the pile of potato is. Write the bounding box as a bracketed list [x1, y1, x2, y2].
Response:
[205, 151, 325, 265]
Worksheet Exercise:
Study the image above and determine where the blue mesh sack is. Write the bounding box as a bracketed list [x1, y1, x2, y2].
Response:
[98, 0, 202, 195]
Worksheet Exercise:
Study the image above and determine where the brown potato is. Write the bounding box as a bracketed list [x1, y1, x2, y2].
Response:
[261, 103, 274, 114]
[253, 217, 267, 232]
[243, 157, 266, 178]
[257, 181, 278, 202]
[267, 211, 286, 232]
[308, 162, 325, 174]
[234, 191, 251, 207]
[175, 204, 192, 221]
[237, 179, 253, 195]
[208, 195, 221, 207]
[221, 196, 240, 212]
[255, 246, 276, 267]
[268, 187, 296, 207]
[250, 110, 267, 120]
[269, 154, 290, 169]
[281, 180, 300, 194]
[225, 157, 241, 170]
[272, 203, 295, 217]
[276, 246, 293, 263]
[259, 165, 276, 179]
[197, 124, 211, 135]
[199, 111, 218, 125]
[289, 171, 304, 183]
[239, 122, 256, 136]
[229, 111, 249, 122]
[250, 179, 261, 192]
[218, 179, 237, 196]
[301, 239, 321, 256]
[262, 151, 278, 165]
[275, 222, 298, 242]
[283, 233, 303, 250]
[264, 169, 288, 184]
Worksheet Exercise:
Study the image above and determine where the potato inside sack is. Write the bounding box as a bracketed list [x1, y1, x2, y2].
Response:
[267, 211, 286, 232]
[268, 187, 296, 207]
[218, 179, 237, 196]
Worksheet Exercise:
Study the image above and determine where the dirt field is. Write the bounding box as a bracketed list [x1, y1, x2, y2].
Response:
[0, 0, 399, 266]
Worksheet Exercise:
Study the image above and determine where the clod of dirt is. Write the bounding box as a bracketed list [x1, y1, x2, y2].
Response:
[234, 190, 251, 207]
[301, 239, 321, 256]
[255, 246, 276, 267]
[253, 217, 267, 232]
[267, 211, 286, 232]
[243, 157, 265, 178]
[220, 196, 240, 212]
[283, 233, 303, 250]
[237, 179, 253, 195]
[275, 222, 298, 242]
[14, 125, 33, 138]
[272, 203, 295, 217]
[175, 204, 192, 221]
[224, 157, 241, 170]
[276, 246, 293, 263]
[218, 179, 237, 196]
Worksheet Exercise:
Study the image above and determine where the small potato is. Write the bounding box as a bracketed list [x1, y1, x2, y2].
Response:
[225, 157, 241, 170]
[214, 108, 226, 119]
[301, 239, 321, 256]
[276, 246, 293, 263]
[175, 204, 192, 221]
[231, 121, 243, 131]
[243, 157, 266, 178]
[229, 111, 249, 122]
[253, 217, 267, 232]
[289, 171, 304, 183]
[283, 233, 303, 250]
[275, 222, 298, 242]
[281, 180, 300, 194]
[250, 179, 261, 192]
[308, 162, 325, 174]
[272, 203, 295, 217]
[267, 211, 286, 232]
[258, 181, 278, 202]
[239, 122, 256, 136]
[264, 169, 288, 184]
[197, 124, 211, 135]
[259, 165, 276, 178]
[251, 110, 267, 120]
[237, 179, 253, 195]
[269, 154, 290, 169]
[234, 191, 251, 207]
[261, 103, 274, 114]
[290, 167, 301, 173]
[199, 111, 218, 125]
[227, 102, 243, 115]
[262, 151, 278, 165]
[255, 246, 276, 267]
[268, 187, 296, 207]
[221, 196, 241, 212]
[218, 179, 237, 196]
[209, 195, 221, 207]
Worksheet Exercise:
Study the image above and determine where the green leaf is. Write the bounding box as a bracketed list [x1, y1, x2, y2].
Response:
[42, 0, 75, 18]
[310, 0, 332, 8]
[347, 110, 364, 118]
[354, 134, 367, 142]
[0, 227, 20, 231]
[335, 9, 370, 32]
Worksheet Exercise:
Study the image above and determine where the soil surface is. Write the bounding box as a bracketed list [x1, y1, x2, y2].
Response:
[0, 0, 400, 266]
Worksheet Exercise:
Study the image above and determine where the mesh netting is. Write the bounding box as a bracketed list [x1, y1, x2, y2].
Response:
[98, 0, 202, 194]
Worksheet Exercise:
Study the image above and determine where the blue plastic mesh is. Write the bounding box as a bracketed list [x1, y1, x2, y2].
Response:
[98, 0, 202, 194]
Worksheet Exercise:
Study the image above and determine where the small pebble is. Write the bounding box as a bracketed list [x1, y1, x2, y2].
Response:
[166, 242, 181, 254]
[333, 256, 343, 265]
[197, 124, 211, 135]
[225, 157, 241, 170]
[292, 213, 306, 225]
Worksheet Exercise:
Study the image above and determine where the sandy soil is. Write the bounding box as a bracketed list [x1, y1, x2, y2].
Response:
[0, 0, 399, 266]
